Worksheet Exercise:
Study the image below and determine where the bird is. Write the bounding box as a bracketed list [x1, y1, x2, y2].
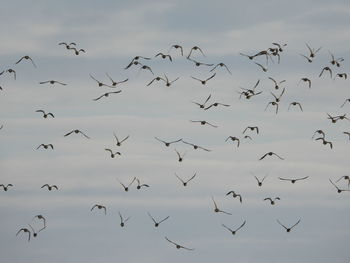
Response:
[174, 149, 186, 162]
[105, 149, 121, 158]
[222, 220, 246, 235]
[243, 126, 259, 135]
[39, 80, 67, 86]
[305, 43, 322, 58]
[259, 152, 284, 160]
[136, 178, 149, 189]
[226, 191, 243, 203]
[327, 113, 340, 123]
[41, 184, 58, 191]
[191, 94, 211, 109]
[298, 78, 312, 89]
[138, 64, 154, 75]
[147, 76, 166, 86]
[265, 101, 279, 114]
[288, 101, 303, 111]
[89, 74, 113, 88]
[117, 177, 136, 192]
[311, 129, 325, 139]
[163, 74, 179, 87]
[253, 174, 267, 187]
[147, 212, 169, 227]
[319, 67, 332, 78]
[272, 42, 287, 52]
[113, 133, 130, 146]
[335, 175, 350, 188]
[35, 110, 54, 118]
[191, 73, 216, 85]
[124, 56, 151, 69]
[70, 47, 85, 55]
[16, 228, 31, 241]
[210, 63, 232, 74]
[340, 98, 350, 108]
[165, 237, 194, 251]
[118, 211, 131, 227]
[300, 54, 313, 63]
[0, 184, 13, 191]
[155, 52, 172, 61]
[32, 215, 46, 230]
[315, 137, 333, 149]
[155, 137, 182, 147]
[329, 179, 350, 193]
[253, 50, 273, 64]
[212, 196, 232, 215]
[204, 102, 230, 110]
[58, 42, 76, 49]
[105, 73, 128, 87]
[187, 45, 205, 58]
[278, 176, 309, 184]
[36, 144, 54, 150]
[277, 219, 301, 232]
[181, 140, 211, 151]
[329, 51, 344, 67]
[264, 197, 280, 205]
[225, 136, 240, 147]
[270, 88, 285, 103]
[168, 44, 183, 56]
[64, 129, 90, 139]
[190, 120, 218, 128]
[15, 55, 37, 68]
[255, 62, 267, 72]
[175, 172, 197, 186]
[6, 69, 16, 80]
[268, 77, 286, 90]
[238, 79, 263, 99]
[91, 204, 107, 215]
[93, 91, 122, 101]
[334, 73, 347, 80]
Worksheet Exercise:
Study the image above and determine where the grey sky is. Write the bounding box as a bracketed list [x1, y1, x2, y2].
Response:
[1, 0, 350, 262]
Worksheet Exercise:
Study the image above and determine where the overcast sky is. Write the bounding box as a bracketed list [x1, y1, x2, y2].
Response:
[1, 1, 350, 262]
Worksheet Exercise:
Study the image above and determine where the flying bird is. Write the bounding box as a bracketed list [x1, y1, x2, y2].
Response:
[64, 129, 90, 139]
[35, 110, 54, 118]
[168, 44, 184, 56]
[191, 73, 216, 85]
[105, 73, 128, 87]
[165, 237, 194, 251]
[315, 137, 333, 149]
[255, 62, 268, 72]
[58, 42, 76, 49]
[264, 197, 280, 205]
[259, 152, 284, 160]
[147, 76, 166, 86]
[329, 179, 350, 193]
[6, 69, 16, 80]
[300, 53, 313, 63]
[175, 172, 197, 186]
[93, 91, 122, 101]
[311, 129, 325, 139]
[136, 178, 149, 189]
[319, 67, 332, 78]
[265, 101, 279, 114]
[36, 144, 54, 150]
[268, 77, 286, 90]
[105, 149, 121, 158]
[329, 51, 344, 67]
[204, 102, 230, 110]
[174, 149, 186, 162]
[163, 74, 179, 87]
[91, 204, 107, 215]
[243, 126, 259, 135]
[114, 133, 130, 146]
[190, 120, 218, 128]
[32, 215, 46, 232]
[15, 55, 37, 68]
[89, 74, 113, 88]
[39, 80, 67, 86]
[0, 184, 13, 191]
[305, 43, 321, 58]
[288, 101, 303, 111]
[298, 78, 311, 89]
[277, 219, 301, 232]
[278, 176, 309, 184]
[335, 175, 350, 188]
[70, 47, 85, 55]
[147, 212, 169, 227]
[226, 191, 243, 203]
[270, 88, 285, 103]
[212, 196, 232, 215]
[210, 63, 232, 74]
[117, 177, 136, 192]
[252, 173, 267, 187]
[16, 228, 31, 241]
[334, 73, 347, 80]
[118, 211, 131, 227]
[155, 137, 182, 147]
[181, 140, 211, 151]
[187, 45, 205, 58]
[41, 184, 58, 191]
[225, 136, 240, 147]
[155, 52, 172, 62]
[222, 220, 246, 235]
[192, 94, 211, 109]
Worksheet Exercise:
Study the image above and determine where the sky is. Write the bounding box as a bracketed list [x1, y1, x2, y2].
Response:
[0, 0, 350, 262]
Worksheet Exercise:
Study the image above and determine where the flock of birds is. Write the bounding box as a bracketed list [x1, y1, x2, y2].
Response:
[1, 40, 349, 251]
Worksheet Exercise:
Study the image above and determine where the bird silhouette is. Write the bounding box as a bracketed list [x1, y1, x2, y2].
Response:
[192, 94, 211, 109]
[277, 219, 301, 232]
[32, 215, 46, 232]
[105, 73, 128, 87]
[174, 149, 186, 162]
[210, 63, 232, 74]
[15, 55, 37, 68]
[335, 176, 350, 188]
[64, 129, 90, 139]
[243, 126, 259, 135]
[136, 178, 149, 189]
[187, 45, 205, 58]
[259, 152, 284, 160]
[175, 172, 197, 187]
[165, 237, 194, 250]
[37, 144, 54, 150]
[190, 120, 218, 128]
[191, 73, 216, 85]
[226, 191, 243, 203]
[105, 149, 121, 158]
[118, 211, 131, 227]
[181, 140, 211, 151]
[147, 212, 169, 227]
[222, 220, 246, 235]
[91, 204, 107, 215]
[36, 110, 54, 118]
[264, 197, 280, 205]
[114, 133, 129, 146]
[212, 196, 232, 215]
[0, 184, 13, 191]
[155, 137, 182, 147]
[225, 136, 240, 147]
[16, 228, 31, 241]
[252, 174, 267, 187]
[39, 80, 67, 86]
[93, 91, 122, 101]
[278, 176, 309, 184]
[89, 74, 113, 88]
[315, 137, 333, 149]
[305, 43, 321, 58]
[288, 101, 303, 111]
[41, 184, 58, 191]
[168, 44, 183, 56]
[329, 179, 350, 193]
[117, 177, 136, 192]
[298, 78, 311, 89]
